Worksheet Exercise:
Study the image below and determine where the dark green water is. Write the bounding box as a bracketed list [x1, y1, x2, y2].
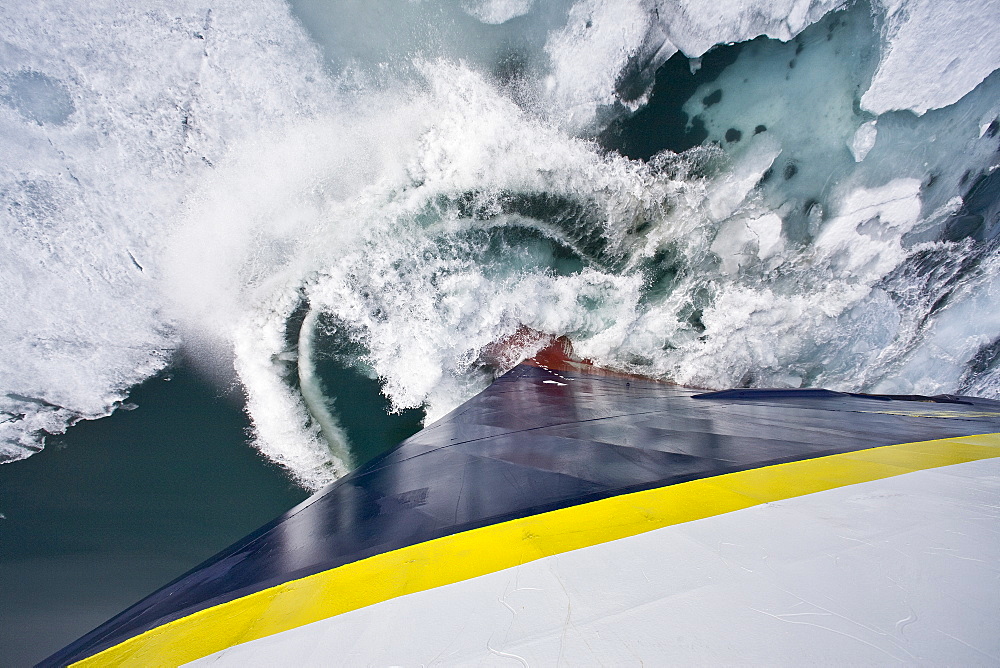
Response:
[0, 358, 308, 666]
[312, 357, 426, 468]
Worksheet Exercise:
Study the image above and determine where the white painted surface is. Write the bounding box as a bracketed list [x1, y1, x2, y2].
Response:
[192, 458, 1000, 666]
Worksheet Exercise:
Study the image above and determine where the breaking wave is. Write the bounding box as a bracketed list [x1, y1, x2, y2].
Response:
[3, 0, 999, 489]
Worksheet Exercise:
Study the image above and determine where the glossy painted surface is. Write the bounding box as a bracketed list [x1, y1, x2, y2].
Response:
[193, 457, 1000, 666]
[43, 359, 1000, 666]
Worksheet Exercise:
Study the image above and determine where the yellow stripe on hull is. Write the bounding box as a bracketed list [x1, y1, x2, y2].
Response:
[77, 433, 1000, 667]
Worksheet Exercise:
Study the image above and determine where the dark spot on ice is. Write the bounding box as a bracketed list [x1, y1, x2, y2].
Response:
[759, 167, 774, 184]
[788, 59, 796, 69]
[0, 412, 26, 426]
[702, 89, 722, 107]
[960, 169, 972, 186]
[585, 19, 592, 29]
[784, 163, 798, 180]
[725, 128, 742, 143]
[923, 172, 938, 190]
[614, 31, 680, 104]
[795, 42, 805, 55]
[0, 70, 75, 125]
[5, 392, 69, 411]
[754, 124, 767, 134]
[986, 119, 999, 138]
[803, 198, 824, 237]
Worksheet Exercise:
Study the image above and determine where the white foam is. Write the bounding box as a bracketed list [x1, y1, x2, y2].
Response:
[232, 292, 348, 490]
[872, 253, 1000, 396]
[462, 0, 536, 24]
[297, 309, 353, 471]
[0, 0, 333, 463]
[165, 61, 659, 468]
[6, 0, 1000, 489]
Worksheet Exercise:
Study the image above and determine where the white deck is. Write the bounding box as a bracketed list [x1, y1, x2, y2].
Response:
[194, 458, 1000, 666]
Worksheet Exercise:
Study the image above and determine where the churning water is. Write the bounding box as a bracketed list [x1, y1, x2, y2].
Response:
[2, 0, 1000, 490]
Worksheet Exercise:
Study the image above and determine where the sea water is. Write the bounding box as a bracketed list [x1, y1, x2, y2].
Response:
[2, 0, 1000, 661]
[0, 358, 309, 664]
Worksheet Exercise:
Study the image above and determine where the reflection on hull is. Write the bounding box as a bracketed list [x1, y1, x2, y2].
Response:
[43, 343, 1000, 666]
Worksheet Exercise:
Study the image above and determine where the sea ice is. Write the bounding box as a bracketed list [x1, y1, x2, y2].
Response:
[4, 0, 999, 488]
[850, 120, 878, 162]
[862, 0, 1000, 115]
[462, 0, 536, 24]
[0, 0, 335, 464]
[652, 0, 847, 57]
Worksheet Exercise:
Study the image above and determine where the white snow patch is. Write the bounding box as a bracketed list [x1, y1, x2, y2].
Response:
[815, 178, 923, 277]
[705, 134, 782, 222]
[462, 0, 535, 24]
[862, 0, 1000, 115]
[0, 0, 334, 464]
[543, 0, 669, 130]
[652, 0, 848, 57]
[850, 120, 878, 162]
